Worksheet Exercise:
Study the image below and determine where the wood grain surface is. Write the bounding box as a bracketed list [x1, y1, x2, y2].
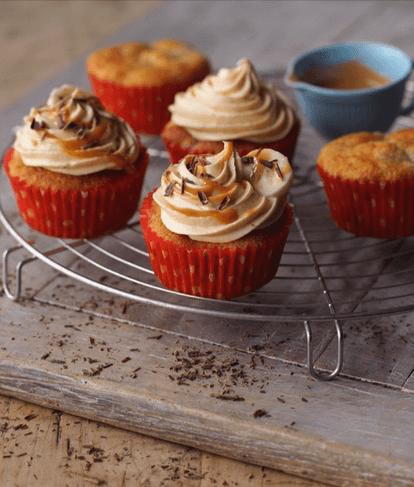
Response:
[2, 1, 414, 486]
[0, 395, 326, 486]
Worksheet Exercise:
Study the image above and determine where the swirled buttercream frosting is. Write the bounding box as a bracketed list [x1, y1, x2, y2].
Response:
[13, 85, 141, 176]
[168, 58, 296, 143]
[153, 141, 293, 242]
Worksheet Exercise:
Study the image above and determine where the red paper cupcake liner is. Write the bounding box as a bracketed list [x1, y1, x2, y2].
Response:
[4, 148, 148, 239]
[140, 191, 293, 300]
[317, 164, 414, 238]
[89, 73, 196, 136]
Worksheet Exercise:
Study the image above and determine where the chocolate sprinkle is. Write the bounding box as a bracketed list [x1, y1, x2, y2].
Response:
[258, 158, 274, 169]
[198, 191, 209, 205]
[241, 156, 254, 164]
[218, 195, 230, 211]
[30, 119, 46, 131]
[164, 182, 176, 197]
[274, 162, 284, 180]
[186, 156, 198, 175]
[63, 121, 79, 131]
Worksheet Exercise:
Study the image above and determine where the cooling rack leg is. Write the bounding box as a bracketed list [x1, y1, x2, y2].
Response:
[2, 246, 37, 301]
[304, 320, 344, 381]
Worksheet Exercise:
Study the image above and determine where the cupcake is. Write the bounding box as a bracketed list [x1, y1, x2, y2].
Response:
[140, 141, 294, 300]
[86, 39, 210, 136]
[161, 58, 300, 164]
[4, 84, 149, 239]
[317, 128, 414, 238]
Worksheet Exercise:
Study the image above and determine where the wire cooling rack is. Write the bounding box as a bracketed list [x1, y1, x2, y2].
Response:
[2, 75, 414, 380]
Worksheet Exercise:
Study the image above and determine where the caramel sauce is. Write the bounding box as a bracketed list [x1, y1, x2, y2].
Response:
[42, 119, 128, 169]
[166, 143, 243, 224]
[291, 60, 390, 90]
[173, 205, 239, 225]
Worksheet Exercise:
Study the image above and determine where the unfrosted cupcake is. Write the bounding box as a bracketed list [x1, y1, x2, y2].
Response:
[317, 128, 414, 238]
[161, 58, 300, 163]
[140, 141, 294, 300]
[87, 39, 210, 136]
[4, 84, 149, 239]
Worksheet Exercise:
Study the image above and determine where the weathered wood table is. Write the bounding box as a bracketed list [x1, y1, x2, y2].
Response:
[1, 2, 414, 486]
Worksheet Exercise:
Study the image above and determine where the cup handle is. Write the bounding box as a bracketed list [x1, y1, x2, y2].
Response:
[399, 59, 414, 117]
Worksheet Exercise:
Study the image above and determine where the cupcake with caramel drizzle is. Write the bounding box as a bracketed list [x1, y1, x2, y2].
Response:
[4, 84, 149, 238]
[140, 141, 294, 300]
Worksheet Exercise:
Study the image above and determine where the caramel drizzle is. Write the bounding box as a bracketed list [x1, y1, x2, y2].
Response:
[30, 99, 133, 169]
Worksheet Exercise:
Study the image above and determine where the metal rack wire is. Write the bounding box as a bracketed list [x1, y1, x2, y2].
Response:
[2, 75, 414, 380]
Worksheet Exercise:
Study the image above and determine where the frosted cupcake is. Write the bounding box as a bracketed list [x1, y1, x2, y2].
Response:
[4, 84, 148, 239]
[161, 58, 300, 163]
[140, 141, 294, 300]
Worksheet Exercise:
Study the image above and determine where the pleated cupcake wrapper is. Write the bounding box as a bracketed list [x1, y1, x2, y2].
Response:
[4, 149, 147, 239]
[88, 73, 187, 136]
[318, 165, 414, 238]
[140, 193, 293, 300]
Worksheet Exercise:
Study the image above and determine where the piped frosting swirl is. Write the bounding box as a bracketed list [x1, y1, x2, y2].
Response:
[168, 58, 296, 143]
[153, 141, 293, 242]
[13, 84, 141, 176]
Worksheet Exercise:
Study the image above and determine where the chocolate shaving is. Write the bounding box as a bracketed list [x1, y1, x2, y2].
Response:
[24, 414, 37, 421]
[186, 156, 198, 174]
[210, 393, 245, 401]
[63, 121, 78, 131]
[200, 172, 214, 179]
[219, 196, 230, 211]
[274, 162, 284, 180]
[258, 158, 274, 169]
[73, 97, 88, 103]
[241, 156, 254, 164]
[198, 191, 208, 205]
[30, 119, 46, 131]
[164, 182, 176, 197]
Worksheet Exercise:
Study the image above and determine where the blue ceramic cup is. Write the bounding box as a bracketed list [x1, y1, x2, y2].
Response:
[284, 42, 414, 139]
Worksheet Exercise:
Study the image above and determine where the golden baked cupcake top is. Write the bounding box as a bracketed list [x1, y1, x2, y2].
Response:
[317, 129, 414, 182]
[86, 39, 210, 87]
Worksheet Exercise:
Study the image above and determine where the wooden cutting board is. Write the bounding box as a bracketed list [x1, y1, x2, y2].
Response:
[2, 121, 414, 487]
